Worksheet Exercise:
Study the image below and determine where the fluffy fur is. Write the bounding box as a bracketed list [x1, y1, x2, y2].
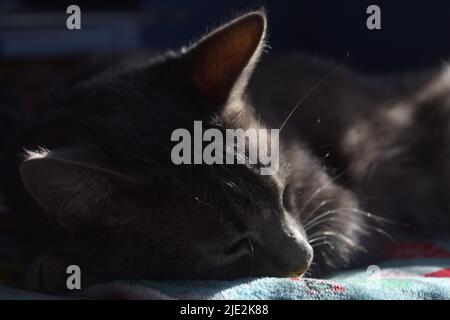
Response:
[2, 11, 450, 293]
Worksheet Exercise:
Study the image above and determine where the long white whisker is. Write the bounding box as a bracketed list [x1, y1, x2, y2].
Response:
[247, 238, 255, 276]
[279, 51, 350, 132]
[312, 241, 336, 250]
[302, 200, 334, 225]
[298, 170, 349, 219]
[304, 210, 338, 231]
[318, 230, 368, 253]
[309, 235, 331, 244]
[306, 216, 349, 233]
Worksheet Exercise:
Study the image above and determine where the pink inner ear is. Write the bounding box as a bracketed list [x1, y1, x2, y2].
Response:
[188, 12, 266, 103]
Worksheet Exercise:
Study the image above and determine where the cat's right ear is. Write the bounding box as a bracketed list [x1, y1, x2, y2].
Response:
[20, 147, 137, 229]
[181, 10, 267, 106]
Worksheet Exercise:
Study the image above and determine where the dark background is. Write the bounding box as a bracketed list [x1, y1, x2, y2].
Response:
[0, 0, 449, 289]
[0, 0, 449, 119]
[0, 0, 449, 73]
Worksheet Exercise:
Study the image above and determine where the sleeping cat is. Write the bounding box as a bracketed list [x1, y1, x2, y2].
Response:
[3, 10, 450, 293]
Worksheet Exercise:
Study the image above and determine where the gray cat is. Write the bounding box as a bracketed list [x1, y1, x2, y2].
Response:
[3, 10, 450, 293]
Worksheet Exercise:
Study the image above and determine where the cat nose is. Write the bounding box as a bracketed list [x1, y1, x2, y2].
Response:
[274, 234, 313, 276]
[224, 230, 313, 277]
[263, 215, 314, 276]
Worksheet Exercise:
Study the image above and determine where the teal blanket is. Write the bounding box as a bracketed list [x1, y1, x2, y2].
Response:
[1, 194, 450, 300]
[77, 241, 450, 300]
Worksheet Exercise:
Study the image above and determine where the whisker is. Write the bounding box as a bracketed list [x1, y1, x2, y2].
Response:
[279, 51, 351, 132]
[321, 230, 368, 253]
[298, 170, 349, 219]
[306, 216, 349, 233]
[305, 206, 399, 233]
[194, 196, 215, 209]
[303, 200, 335, 226]
[338, 207, 398, 225]
[309, 235, 331, 244]
[304, 208, 338, 231]
[308, 209, 396, 241]
[304, 206, 366, 232]
[247, 238, 255, 276]
[312, 241, 336, 250]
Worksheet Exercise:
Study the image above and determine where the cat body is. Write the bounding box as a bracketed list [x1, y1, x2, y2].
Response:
[3, 11, 450, 293]
[251, 53, 450, 235]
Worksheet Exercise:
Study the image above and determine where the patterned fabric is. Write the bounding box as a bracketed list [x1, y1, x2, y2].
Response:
[114, 240, 450, 300]
[1, 193, 450, 299]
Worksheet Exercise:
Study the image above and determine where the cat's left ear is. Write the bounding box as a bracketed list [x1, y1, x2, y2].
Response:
[182, 10, 267, 105]
[19, 147, 138, 229]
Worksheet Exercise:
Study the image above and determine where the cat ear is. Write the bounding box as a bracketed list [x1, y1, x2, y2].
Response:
[20, 147, 137, 229]
[183, 10, 267, 105]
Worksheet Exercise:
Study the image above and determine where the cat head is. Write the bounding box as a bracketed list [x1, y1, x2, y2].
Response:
[20, 11, 363, 287]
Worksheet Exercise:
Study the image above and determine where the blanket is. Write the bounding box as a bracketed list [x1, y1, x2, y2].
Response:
[1, 194, 450, 300]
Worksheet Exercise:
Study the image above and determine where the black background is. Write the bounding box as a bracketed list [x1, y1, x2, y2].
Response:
[0, 0, 449, 73]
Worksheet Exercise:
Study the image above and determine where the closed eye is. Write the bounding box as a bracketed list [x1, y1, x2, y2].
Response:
[224, 238, 251, 256]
